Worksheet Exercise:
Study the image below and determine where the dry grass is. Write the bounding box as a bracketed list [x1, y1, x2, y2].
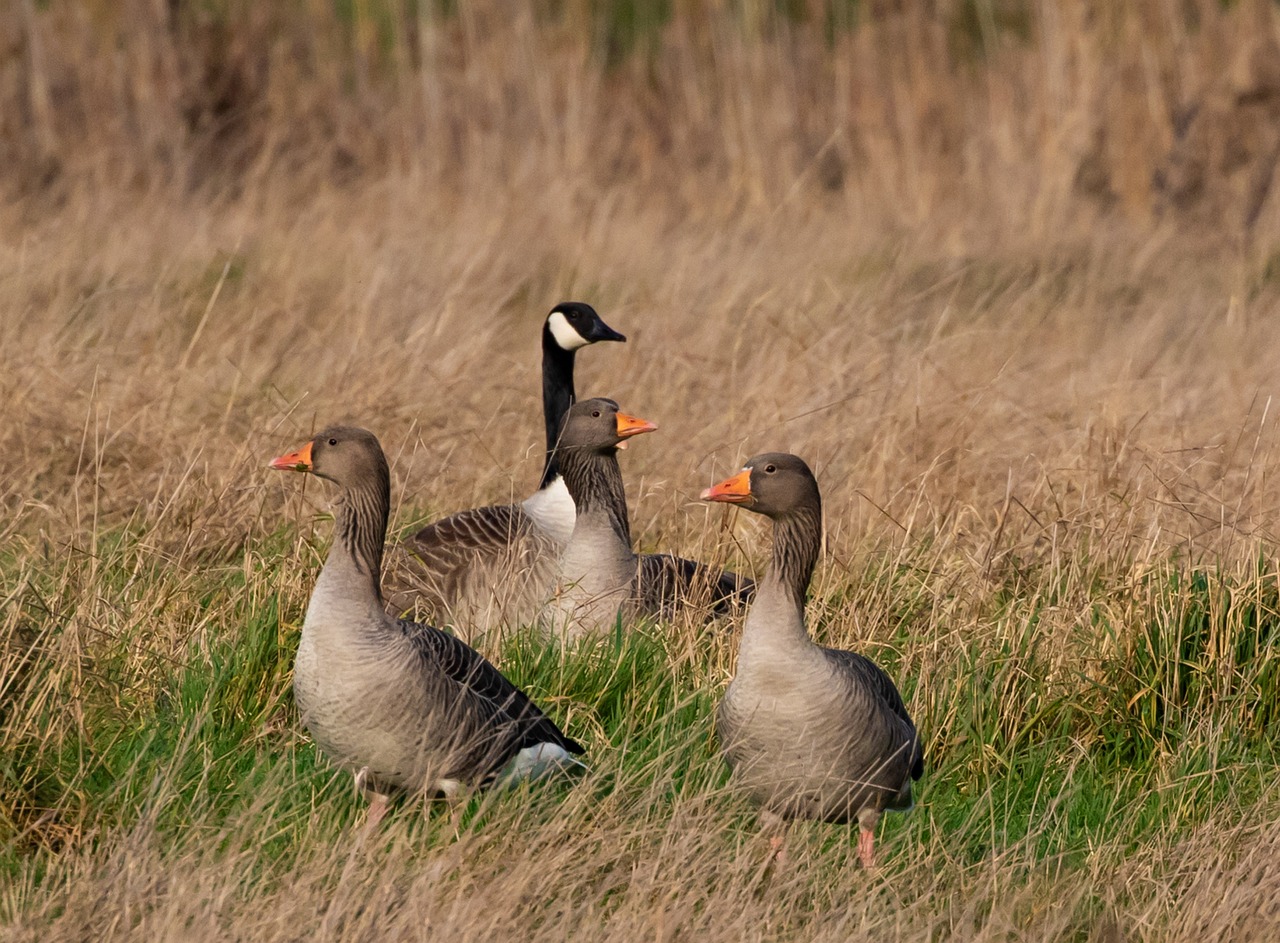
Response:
[5, 1, 1280, 940]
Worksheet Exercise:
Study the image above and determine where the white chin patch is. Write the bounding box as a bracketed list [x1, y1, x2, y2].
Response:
[548, 311, 591, 351]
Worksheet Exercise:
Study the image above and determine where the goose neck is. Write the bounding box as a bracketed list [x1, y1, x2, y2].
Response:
[540, 331, 576, 490]
[763, 505, 822, 610]
[327, 474, 390, 602]
[558, 446, 631, 547]
[738, 505, 822, 661]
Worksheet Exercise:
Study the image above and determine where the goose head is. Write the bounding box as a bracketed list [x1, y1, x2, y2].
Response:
[544, 302, 627, 352]
[701, 453, 820, 518]
[269, 426, 388, 488]
[558, 398, 657, 454]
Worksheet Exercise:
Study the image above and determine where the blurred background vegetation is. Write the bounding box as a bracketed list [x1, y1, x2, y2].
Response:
[6, 0, 1280, 248]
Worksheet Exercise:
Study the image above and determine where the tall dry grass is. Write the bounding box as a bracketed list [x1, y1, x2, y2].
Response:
[6, 0, 1280, 243]
[4, 1, 1280, 940]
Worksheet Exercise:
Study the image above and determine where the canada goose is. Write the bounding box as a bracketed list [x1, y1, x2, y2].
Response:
[550, 398, 754, 637]
[385, 302, 625, 630]
[701, 453, 922, 868]
[525, 302, 628, 542]
[269, 426, 584, 825]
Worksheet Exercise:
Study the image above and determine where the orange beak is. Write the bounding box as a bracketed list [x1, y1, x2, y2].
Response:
[268, 439, 313, 472]
[701, 468, 752, 504]
[614, 412, 657, 450]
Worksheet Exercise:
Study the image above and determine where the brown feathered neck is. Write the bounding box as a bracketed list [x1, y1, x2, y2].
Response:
[765, 501, 822, 606]
[557, 444, 631, 547]
[330, 460, 391, 599]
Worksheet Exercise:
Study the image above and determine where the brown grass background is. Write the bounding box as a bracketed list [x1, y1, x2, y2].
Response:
[5, 0, 1280, 940]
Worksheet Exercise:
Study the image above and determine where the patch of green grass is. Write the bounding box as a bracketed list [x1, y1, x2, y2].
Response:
[5, 520, 1280, 935]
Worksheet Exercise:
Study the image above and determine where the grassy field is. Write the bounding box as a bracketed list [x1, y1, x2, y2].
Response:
[5, 1, 1280, 940]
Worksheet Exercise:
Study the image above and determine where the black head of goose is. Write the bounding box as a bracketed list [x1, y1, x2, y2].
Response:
[537, 302, 627, 495]
[389, 303, 625, 630]
[702, 453, 922, 868]
[269, 426, 585, 826]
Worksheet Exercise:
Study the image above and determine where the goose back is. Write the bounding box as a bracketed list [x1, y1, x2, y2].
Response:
[386, 502, 559, 634]
[636, 552, 755, 617]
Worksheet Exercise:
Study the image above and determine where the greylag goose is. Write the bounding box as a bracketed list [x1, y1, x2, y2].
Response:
[386, 303, 625, 630]
[701, 453, 922, 868]
[550, 398, 754, 637]
[269, 426, 585, 825]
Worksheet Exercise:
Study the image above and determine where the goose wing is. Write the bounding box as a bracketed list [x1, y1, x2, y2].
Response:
[408, 503, 535, 572]
[823, 647, 924, 780]
[385, 504, 557, 623]
[395, 618, 585, 775]
[636, 552, 755, 616]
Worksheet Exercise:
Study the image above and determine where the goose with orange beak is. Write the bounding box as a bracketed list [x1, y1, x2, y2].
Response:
[702, 453, 923, 868]
[268, 426, 584, 828]
[547, 398, 656, 637]
[388, 303, 626, 631]
[545, 397, 752, 637]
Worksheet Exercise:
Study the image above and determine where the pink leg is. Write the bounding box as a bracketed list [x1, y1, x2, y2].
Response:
[857, 826, 876, 869]
[761, 809, 789, 864]
[364, 792, 390, 832]
[768, 834, 788, 864]
[354, 767, 391, 835]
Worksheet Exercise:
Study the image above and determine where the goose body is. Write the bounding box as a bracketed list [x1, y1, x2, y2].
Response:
[548, 399, 654, 636]
[270, 427, 584, 809]
[385, 303, 625, 630]
[548, 399, 755, 637]
[702, 453, 922, 867]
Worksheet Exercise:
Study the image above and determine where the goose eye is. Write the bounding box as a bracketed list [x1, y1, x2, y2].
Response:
[591, 410, 601, 418]
[764, 464, 776, 474]
[328, 438, 338, 446]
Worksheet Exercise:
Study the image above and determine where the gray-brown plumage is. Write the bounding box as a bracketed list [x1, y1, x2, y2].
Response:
[269, 426, 584, 824]
[636, 552, 755, 617]
[702, 453, 922, 868]
[384, 303, 625, 631]
[549, 398, 754, 637]
[386, 502, 560, 637]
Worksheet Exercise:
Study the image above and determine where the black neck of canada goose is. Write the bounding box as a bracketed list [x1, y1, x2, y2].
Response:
[537, 303, 626, 492]
[540, 324, 577, 490]
[557, 443, 633, 549]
